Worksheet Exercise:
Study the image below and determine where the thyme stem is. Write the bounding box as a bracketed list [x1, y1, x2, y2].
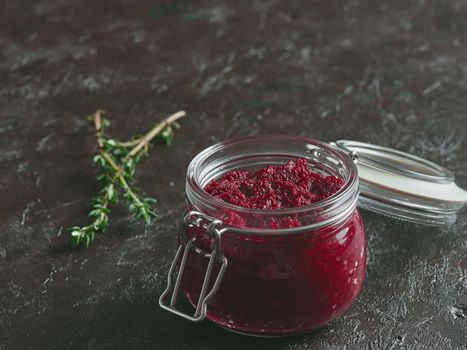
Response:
[69, 109, 186, 247]
[99, 151, 146, 214]
[126, 110, 186, 159]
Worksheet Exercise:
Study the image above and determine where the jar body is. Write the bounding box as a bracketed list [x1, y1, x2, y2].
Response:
[180, 209, 366, 336]
[160, 136, 366, 336]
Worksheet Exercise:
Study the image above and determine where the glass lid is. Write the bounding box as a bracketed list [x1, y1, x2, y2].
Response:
[334, 140, 467, 226]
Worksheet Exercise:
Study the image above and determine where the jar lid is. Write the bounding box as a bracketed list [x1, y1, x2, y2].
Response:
[334, 140, 467, 226]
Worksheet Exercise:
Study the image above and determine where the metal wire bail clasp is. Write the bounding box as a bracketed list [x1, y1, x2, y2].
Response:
[159, 211, 228, 322]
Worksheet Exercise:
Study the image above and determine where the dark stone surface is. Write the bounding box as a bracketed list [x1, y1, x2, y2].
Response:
[1, 0, 467, 349]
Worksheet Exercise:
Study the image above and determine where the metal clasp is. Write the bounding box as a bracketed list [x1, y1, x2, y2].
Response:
[328, 142, 359, 165]
[159, 211, 228, 322]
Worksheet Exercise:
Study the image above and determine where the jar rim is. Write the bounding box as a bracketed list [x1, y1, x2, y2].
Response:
[186, 135, 359, 218]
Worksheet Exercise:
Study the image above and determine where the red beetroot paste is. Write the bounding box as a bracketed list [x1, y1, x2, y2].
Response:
[205, 158, 344, 210]
[181, 158, 366, 336]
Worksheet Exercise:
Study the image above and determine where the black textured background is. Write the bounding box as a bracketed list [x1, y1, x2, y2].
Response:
[1, 0, 466, 349]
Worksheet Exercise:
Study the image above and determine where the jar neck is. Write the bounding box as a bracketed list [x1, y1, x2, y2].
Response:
[186, 135, 359, 233]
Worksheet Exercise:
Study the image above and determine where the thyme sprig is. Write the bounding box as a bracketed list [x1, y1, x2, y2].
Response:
[69, 110, 186, 247]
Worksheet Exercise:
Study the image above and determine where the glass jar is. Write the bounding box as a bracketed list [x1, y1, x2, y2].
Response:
[160, 135, 365, 336]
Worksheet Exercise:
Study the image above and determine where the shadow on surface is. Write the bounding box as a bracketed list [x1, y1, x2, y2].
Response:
[46, 291, 323, 350]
